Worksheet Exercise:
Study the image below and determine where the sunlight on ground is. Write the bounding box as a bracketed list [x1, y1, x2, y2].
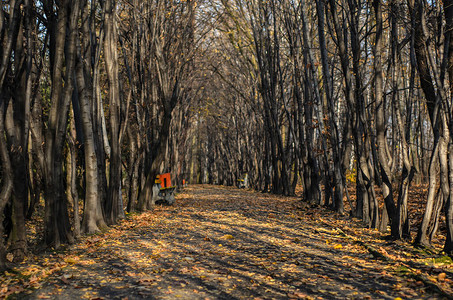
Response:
[1, 185, 451, 299]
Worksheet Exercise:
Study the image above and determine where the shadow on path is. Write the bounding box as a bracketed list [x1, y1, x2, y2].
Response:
[17, 185, 444, 299]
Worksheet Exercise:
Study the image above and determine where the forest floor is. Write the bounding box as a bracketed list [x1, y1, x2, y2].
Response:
[2, 185, 453, 299]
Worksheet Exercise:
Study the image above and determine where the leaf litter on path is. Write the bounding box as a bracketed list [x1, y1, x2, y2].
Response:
[2, 184, 452, 299]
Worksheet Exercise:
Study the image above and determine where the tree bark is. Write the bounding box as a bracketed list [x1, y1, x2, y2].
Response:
[374, 0, 397, 235]
[43, 0, 80, 248]
[76, 30, 107, 233]
[103, 0, 122, 224]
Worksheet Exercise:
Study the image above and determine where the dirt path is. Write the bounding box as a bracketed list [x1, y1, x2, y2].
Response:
[5, 185, 452, 299]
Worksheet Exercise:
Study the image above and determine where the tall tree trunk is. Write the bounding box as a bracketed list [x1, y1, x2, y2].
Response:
[103, 0, 122, 224]
[315, 0, 344, 213]
[5, 10, 30, 262]
[0, 101, 14, 270]
[390, 0, 413, 240]
[374, 0, 397, 235]
[76, 37, 107, 233]
[43, 0, 80, 248]
[0, 0, 22, 265]
[67, 113, 81, 239]
[444, 0, 453, 254]
[138, 110, 174, 210]
[409, 0, 444, 248]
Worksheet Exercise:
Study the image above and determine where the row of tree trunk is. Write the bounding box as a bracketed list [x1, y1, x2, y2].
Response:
[1, 0, 453, 270]
[188, 0, 452, 254]
[0, 0, 196, 270]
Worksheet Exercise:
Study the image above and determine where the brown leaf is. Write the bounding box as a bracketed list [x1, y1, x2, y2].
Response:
[438, 273, 446, 282]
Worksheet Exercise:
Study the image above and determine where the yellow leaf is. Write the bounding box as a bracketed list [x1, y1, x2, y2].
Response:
[334, 244, 342, 249]
[64, 257, 78, 264]
[222, 234, 234, 240]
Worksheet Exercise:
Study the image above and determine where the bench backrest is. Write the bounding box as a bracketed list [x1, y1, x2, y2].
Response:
[157, 173, 172, 188]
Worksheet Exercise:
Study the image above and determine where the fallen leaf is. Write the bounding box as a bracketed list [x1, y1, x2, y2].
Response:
[65, 257, 79, 264]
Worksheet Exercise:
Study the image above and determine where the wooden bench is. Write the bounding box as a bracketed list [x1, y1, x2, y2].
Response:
[153, 173, 176, 205]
